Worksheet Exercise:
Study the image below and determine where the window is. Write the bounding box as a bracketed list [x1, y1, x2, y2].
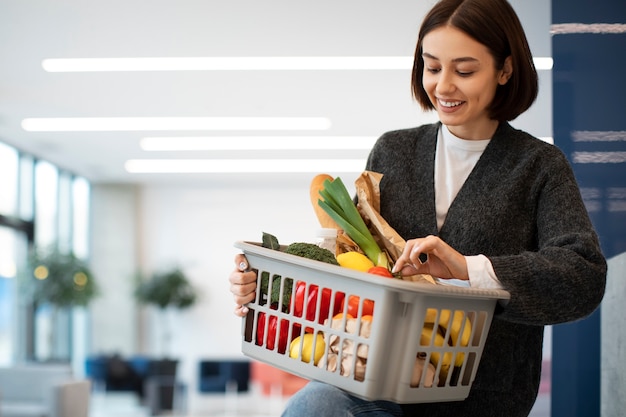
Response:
[0, 142, 18, 216]
[0, 140, 91, 364]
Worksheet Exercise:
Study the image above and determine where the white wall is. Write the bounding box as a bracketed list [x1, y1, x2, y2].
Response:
[90, 184, 140, 356]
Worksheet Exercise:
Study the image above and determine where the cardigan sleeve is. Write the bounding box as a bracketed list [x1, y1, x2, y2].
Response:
[489, 153, 607, 326]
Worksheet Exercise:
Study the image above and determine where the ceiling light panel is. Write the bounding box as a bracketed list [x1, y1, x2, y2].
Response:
[21, 117, 331, 132]
[125, 158, 367, 173]
[140, 136, 377, 151]
[42, 57, 414, 72]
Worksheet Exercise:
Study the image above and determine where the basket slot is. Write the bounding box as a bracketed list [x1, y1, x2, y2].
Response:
[318, 313, 372, 382]
[292, 281, 347, 327]
[413, 305, 493, 389]
[258, 271, 295, 313]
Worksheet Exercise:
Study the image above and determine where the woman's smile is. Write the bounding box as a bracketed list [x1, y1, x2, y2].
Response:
[437, 98, 465, 112]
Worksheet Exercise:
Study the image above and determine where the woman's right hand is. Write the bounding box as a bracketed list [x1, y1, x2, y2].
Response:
[229, 253, 257, 317]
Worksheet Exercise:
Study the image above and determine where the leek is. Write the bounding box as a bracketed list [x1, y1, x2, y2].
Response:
[317, 177, 384, 265]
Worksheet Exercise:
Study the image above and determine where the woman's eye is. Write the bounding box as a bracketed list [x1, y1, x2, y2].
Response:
[457, 70, 474, 77]
[426, 67, 440, 74]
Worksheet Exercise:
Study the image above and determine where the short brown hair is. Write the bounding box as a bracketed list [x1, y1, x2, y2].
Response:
[411, 0, 538, 122]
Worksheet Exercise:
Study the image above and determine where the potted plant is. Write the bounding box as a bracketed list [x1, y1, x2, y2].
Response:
[134, 267, 198, 411]
[134, 267, 198, 357]
[26, 249, 98, 307]
[22, 247, 99, 360]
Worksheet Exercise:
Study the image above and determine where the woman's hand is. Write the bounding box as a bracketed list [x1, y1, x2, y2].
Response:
[392, 235, 469, 281]
[229, 254, 257, 316]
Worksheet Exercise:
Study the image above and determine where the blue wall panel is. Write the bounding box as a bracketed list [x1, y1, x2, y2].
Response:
[552, 1, 626, 416]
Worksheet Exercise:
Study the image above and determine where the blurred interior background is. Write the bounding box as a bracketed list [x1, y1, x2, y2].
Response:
[1, 0, 624, 416]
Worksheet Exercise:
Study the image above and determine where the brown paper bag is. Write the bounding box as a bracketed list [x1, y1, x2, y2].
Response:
[355, 171, 436, 285]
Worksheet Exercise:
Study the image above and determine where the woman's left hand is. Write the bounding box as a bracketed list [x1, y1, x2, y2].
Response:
[392, 235, 469, 281]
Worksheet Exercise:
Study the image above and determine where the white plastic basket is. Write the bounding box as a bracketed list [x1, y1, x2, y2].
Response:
[235, 241, 510, 403]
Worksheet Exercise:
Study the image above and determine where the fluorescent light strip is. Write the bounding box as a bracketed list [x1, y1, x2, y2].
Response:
[533, 57, 553, 70]
[125, 159, 367, 173]
[42, 57, 414, 72]
[21, 117, 331, 132]
[140, 136, 377, 151]
[41, 56, 554, 72]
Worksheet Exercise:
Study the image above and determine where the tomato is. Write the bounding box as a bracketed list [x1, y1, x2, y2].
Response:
[292, 281, 345, 325]
[256, 311, 300, 354]
[346, 295, 375, 318]
[367, 266, 394, 278]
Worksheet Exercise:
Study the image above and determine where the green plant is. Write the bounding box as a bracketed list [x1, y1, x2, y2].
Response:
[25, 249, 98, 307]
[134, 267, 198, 357]
[134, 268, 197, 310]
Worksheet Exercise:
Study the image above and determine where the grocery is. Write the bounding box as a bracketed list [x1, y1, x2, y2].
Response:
[309, 174, 341, 230]
[336, 251, 375, 272]
[284, 242, 339, 265]
[367, 266, 394, 278]
[420, 325, 454, 379]
[289, 333, 326, 365]
[292, 281, 345, 326]
[238, 172, 509, 403]
[317, 176, 387, 266]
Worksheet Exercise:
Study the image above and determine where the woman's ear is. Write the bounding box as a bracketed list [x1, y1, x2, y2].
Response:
[498, 56, 513, 85]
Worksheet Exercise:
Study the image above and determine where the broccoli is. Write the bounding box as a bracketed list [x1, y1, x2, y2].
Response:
[284, 242, 339, 265]
[257, 235, 337, 310]
[259, 272, 293, 312]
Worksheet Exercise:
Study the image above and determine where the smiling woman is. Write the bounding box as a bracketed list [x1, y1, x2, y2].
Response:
[228, 1, 605, 416]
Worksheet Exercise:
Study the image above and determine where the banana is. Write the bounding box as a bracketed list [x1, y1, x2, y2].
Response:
[439, 309, 472, 347]
[420, 325, 452, 377]
[423, 308, 472, 368]
[424, 308, 472, 346]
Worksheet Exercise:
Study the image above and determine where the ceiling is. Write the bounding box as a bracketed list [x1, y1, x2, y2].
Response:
[0, 0, 441, 185]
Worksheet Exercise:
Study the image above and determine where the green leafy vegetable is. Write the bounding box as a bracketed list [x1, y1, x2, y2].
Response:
[259, 272, 293, 312]
[262, 232, 281, 250]
[285, 242, 338, 265]
[317, 177, 384, 265]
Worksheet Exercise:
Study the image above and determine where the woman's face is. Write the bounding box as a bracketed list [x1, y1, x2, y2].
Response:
[421, 25, 512, 140]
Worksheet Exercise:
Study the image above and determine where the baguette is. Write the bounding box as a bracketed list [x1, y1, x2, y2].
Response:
[309, 174, 341, 229]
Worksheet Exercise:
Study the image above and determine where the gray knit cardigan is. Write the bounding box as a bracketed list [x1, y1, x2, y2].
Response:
[365, 122, 607, 416]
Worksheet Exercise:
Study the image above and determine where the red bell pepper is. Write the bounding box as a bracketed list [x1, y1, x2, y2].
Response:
[292, 281, 345, 325]
[367, 266, 394, 278]
[256, 311, 298, 354]
[346, 295, 375, 318]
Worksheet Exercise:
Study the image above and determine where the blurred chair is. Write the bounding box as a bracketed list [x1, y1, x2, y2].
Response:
[0, 364, 91, 417]
[144, 358, 184, 416]
[198, 360, 250, 393]
[250, 361, 308, 397]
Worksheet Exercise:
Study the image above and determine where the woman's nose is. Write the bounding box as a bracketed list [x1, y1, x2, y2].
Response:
[436, 70, 455, 94]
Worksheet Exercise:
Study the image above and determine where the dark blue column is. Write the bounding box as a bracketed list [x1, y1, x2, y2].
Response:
[552, 1, 626, 416]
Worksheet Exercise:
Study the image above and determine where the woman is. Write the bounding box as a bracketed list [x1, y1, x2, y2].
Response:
[229, 0, 607, 415]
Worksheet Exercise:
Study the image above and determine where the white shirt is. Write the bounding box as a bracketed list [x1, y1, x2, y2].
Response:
[434, 125, 504, 290]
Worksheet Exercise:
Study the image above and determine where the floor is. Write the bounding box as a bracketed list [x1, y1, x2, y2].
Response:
[89, 390, 550, 417]
[89, 389, 290, 417]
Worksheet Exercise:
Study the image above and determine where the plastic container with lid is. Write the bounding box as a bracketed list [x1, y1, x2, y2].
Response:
[315, 228, 337, 254]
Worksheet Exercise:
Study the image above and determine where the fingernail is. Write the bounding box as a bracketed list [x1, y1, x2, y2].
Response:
[241, 305, 249, 314]
[239, 261, 248, 271]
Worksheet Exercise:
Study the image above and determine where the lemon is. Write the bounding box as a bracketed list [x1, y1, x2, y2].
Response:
[289, 333, 326, 365]
[336, 251, 375, 272]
